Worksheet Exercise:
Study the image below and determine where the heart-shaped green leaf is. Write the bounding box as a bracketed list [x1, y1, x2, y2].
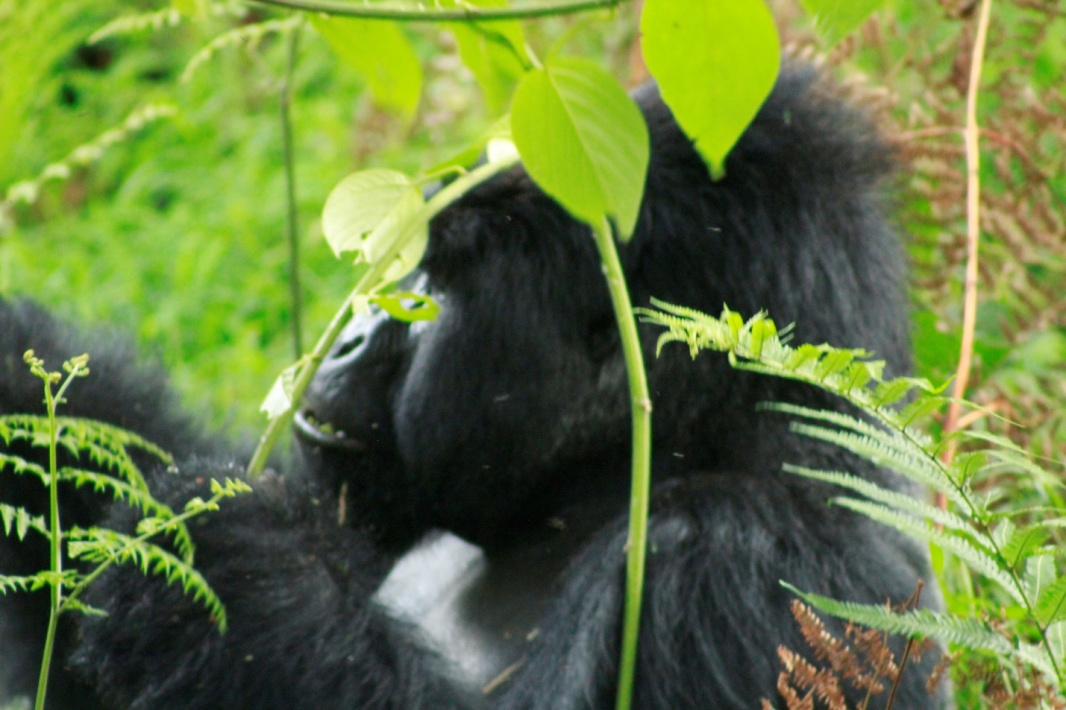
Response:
[641, 0, 780, 179]
[511, 57, 649, 238]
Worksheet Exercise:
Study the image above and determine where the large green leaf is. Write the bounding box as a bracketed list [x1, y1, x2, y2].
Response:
[310, 15, 422, 117]
[511, 58, 649, 238]
[641, 0, 779, 179]
[799, 0, 887, 45]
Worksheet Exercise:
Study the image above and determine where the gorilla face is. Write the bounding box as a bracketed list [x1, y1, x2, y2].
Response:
[296, 170, 631, 548]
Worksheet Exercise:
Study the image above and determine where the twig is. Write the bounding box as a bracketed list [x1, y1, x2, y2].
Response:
[280, 22, 304, 358]
[939, 0, 993, 476]
[250, 0, 625, 22]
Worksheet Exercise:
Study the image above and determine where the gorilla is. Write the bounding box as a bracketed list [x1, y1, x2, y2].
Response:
[0, 64, 945, 709]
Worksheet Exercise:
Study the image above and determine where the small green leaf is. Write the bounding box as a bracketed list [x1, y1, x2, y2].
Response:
[371, 292, 441, 323]
[321, 170, 428, 281]
[260, 360, 302, 420]
[1037, 576, 1066, 626]
[310, 16, 422, 117]
[511, 57, 649, 238]
[641, 0, 780, 179]
[361, 184, 428, 281]
[1046, 621, 1066, 663]
[1003, 524, 1049, 569]
[1027, 555, 1056, 603]
[442, 0, 528, 113]
[322, 170, 412, 258]
[799, 0, 887, 45]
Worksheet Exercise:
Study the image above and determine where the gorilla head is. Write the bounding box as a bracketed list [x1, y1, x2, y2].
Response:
[294, 67, 911, 554]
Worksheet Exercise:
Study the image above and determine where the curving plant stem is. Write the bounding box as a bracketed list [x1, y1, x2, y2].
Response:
[590, 217, 652, 710]
[251, 0, 625, 22]
[940, 0, 992, 475]
[246, 155, 519, 478]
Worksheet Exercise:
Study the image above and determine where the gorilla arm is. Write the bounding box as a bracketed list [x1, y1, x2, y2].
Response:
[73, 461, 479, 710]
[492, 473, 943, 710]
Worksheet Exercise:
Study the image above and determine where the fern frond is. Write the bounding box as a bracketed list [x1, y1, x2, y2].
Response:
[0, 574, 45, 595]
[88, 7, 183, 44]
[1014, 641, 1060, 682]
[61, 597, 107, 618]
[56, 415, 172, 466]
[1035, 576, 1066, 626]
[0, 503, 49, 541]
[181, 17, 301, 83]
[3, 104, 177, 210]
[59, 468, 193, 561]
[783, 464, 971, 534]
[68, 528, 227, 632]
[765, 401, 934, 457]
[832, 498, 1024, 604]
[782, 583, 1014, 655]
[0, 416, 50, 448]
[0, 452, 48, 484]
[790, 423, 970, 508]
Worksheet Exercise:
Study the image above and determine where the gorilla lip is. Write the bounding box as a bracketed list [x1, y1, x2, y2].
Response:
[294, 409, 368, 453]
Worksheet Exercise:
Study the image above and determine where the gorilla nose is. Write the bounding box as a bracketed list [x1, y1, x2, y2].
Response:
[321, 309, 406, 375]
[295, 311, 408, 453]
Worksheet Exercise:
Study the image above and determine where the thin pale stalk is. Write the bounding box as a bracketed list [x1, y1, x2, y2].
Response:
[589, 217, 652, 710]
[251, 0, 624, 21]
[246, 155, 519, 477]
[940, 0, 992, 468]
[281, 23, 304, 358]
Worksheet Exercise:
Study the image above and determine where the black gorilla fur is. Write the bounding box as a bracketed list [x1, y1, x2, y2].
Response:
[1, 65, 947, 709]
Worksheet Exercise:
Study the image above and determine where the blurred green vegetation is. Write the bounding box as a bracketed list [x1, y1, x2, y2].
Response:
[1, 3, 488, 431]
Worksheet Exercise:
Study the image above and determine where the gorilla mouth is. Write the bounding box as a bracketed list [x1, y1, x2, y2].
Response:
[294, 409, 368, 453]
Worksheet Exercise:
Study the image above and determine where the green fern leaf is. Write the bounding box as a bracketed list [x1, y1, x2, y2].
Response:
[0, 574, 45, 595]
[69, 527, 227, 632]
[1015, 639, 1060, 681]
[1036, 576, 1066, 626]
[783, 464, 971, 534]
[60, 467, 194, 561]
[782, 583, 1014, 654]
[0, 452, 49, 484]
[765, 401, 933, 457]
[0, 503, 49, 541]
[790, 423, 969, 508]
[1001, 523, 1050, 570]
[833, 498, 1023, 604]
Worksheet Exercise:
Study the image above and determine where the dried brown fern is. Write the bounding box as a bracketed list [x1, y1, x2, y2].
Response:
[766, 580, 940, 710]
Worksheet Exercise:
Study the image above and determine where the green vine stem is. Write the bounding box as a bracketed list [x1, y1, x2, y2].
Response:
[251, 0, 624, 21]
[246, 155, 519, 478]
[34, 357, 88, 710]
[590, 217, 652, 710]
